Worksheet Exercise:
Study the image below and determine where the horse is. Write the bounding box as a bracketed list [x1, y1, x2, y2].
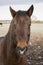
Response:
[0, 5, 34, 65]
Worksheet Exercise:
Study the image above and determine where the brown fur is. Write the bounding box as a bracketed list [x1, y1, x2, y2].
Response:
[0, 5, 34, 65]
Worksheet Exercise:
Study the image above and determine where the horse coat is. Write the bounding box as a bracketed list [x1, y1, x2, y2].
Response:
[0, 5, 34, 65]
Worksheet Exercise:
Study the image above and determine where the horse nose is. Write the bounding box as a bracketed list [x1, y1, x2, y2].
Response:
[17, 47, 27, 54]
[17, 41, 27, 54]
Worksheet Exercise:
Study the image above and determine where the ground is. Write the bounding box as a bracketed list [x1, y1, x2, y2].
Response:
[0, 23, 43, 65]
[27, 23, 43, 65]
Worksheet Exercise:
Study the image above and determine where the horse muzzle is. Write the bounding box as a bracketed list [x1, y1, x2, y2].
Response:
[16, 41, 28, 55]
[16, 46, 27, 55]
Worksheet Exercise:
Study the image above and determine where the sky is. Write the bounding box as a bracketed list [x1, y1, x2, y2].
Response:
[0, 0, 43, 21]
[0, 0, 43, 5]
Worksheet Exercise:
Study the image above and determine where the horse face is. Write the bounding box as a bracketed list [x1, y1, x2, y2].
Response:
[10, 5, 34, 55]
[13, 15, 31, 55]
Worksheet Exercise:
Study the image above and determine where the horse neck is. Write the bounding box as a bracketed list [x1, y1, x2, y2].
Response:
[5, 31, 12, 56]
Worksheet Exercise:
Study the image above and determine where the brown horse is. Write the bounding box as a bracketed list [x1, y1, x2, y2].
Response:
[0, 5, 34, 65]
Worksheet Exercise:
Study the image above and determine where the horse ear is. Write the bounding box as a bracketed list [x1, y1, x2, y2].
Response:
[10, 6, 16, 17]
[26, 5, 34, 17]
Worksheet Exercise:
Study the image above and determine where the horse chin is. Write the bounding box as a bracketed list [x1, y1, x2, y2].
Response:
[20, 50, 25, 55]
[20, 48, 26, 55]
[16, 50, 24, 57]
